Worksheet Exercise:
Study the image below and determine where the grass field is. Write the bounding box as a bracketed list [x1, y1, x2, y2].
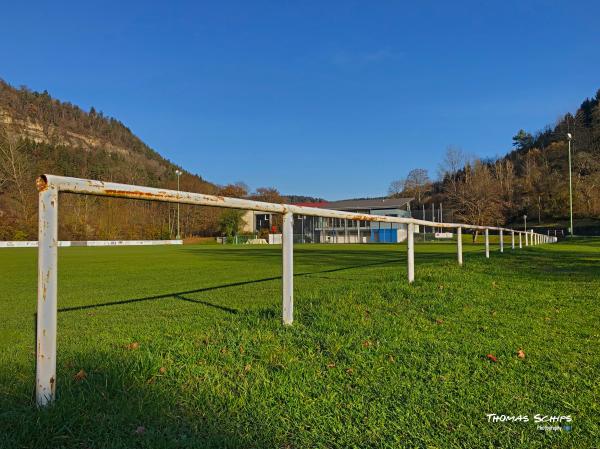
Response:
[1, 238, 599, 448]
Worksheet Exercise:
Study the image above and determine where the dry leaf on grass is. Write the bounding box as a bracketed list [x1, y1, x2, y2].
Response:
[73, 369, 87, 381]
[517, 349, 526, 359]
[126, 342, 140, 350]
[486, 354, 498, 363]
[134, 426, 146, 435]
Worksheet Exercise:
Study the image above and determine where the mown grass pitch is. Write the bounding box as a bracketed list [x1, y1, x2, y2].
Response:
[1, 238, 599, 448]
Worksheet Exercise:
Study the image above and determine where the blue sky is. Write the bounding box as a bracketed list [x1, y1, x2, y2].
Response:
[1, 1, 599, 199]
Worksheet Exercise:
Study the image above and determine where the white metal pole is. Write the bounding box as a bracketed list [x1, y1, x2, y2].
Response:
[176, 172, 181, 239]
[485, 228, 489, 258]
[511, 230, 515, 250]
[531, 230, 534, 246]
[568, 137, 574, 236]
[499, 229, 504, 253]
[519, 232, 522, 248]
[407, 222, 415, 283]
[36, 184, 59, 407]
[457, 226, 463, 266]
[282, 211, 294, 325]
[525, 231, 529, 246]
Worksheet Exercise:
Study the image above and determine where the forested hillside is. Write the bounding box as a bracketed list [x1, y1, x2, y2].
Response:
[0, 80, 224, 240]
[391, 89, 600, 233]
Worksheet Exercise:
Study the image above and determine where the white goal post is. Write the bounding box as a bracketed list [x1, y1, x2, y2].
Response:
[34, 174, 556, 406]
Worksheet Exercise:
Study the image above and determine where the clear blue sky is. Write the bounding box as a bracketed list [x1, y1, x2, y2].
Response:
[1, 1, 599, 199]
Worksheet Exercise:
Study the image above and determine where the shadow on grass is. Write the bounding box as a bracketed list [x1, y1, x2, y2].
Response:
[56, 257, 403, 314]
[57, 242, 599, 316]
[0, 350, 278, 448]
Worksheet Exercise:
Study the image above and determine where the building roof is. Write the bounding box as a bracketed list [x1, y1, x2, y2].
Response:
[324, 197, 413, 211]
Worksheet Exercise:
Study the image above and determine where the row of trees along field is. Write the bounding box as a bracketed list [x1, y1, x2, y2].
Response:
[0, 80, 285, 241]
[389, 89, 600, 231]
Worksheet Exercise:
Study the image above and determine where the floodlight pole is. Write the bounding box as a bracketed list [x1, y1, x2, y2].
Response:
[499, 229, 504, 253]
[567, 134, 574, 236]
[511, 230, 515, 250]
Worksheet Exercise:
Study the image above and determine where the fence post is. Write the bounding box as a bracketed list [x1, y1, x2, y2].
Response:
[531, 230, 534, 246]
[282, 211, 294, 325]
[36, 183, 59, 407]
[407, 222, 415, 283]
[499, 229, 504, 253]
[511, 230, 515, 250]
[457, 226, 463, 266]
[519, 232, 522, 248]
[485, 228, 490, 258]
[525, 231, 529, 246]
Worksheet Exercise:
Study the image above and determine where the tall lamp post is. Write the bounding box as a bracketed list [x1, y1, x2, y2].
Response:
[175, 169, 182, 239]
[523, 214, 527, 233]
[567, 133, 574, 236]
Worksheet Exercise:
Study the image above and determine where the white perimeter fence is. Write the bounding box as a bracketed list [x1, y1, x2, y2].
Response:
[34, 174, 557, 406]
[0, 240, 182, 248]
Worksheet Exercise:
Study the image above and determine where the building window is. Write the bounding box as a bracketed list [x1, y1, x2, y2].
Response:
[255, 214, 270, 230]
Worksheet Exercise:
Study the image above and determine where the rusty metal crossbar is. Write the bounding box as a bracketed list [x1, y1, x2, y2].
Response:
[34, 174, 557, 406]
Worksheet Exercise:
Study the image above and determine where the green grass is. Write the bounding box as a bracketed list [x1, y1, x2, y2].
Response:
[1, 238, 599, 448]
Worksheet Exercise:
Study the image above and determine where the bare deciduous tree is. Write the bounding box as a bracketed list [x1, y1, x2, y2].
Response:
[0, 126, 30, 222]
[446, 160, 508, 241]
[387, 179, 406, 198]
[404, 168, 431, 203]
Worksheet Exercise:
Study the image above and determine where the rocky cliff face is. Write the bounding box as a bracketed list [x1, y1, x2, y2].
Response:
[0, 108, 131, 156]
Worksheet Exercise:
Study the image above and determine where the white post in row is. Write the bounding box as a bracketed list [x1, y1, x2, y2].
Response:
[36, 183, 59, 407]
[457, 226, 463, 266]
[531, 230, 534, 246]
[407, 222, 415, 283]
[282, 211, 294, 325]
[511, 230, 515, 250]
[499, 229, 504, 253]
[525, 231, 529, 246]
[485, 228, 490, 258]
[519, 232, 522, 248]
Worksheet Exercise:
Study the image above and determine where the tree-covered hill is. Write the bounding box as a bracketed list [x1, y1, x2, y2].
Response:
[0, 79, 222, 240]
[391, 89, 600, 234]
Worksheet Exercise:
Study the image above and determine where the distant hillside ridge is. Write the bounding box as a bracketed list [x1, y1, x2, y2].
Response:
[0, 79, 221, 240]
